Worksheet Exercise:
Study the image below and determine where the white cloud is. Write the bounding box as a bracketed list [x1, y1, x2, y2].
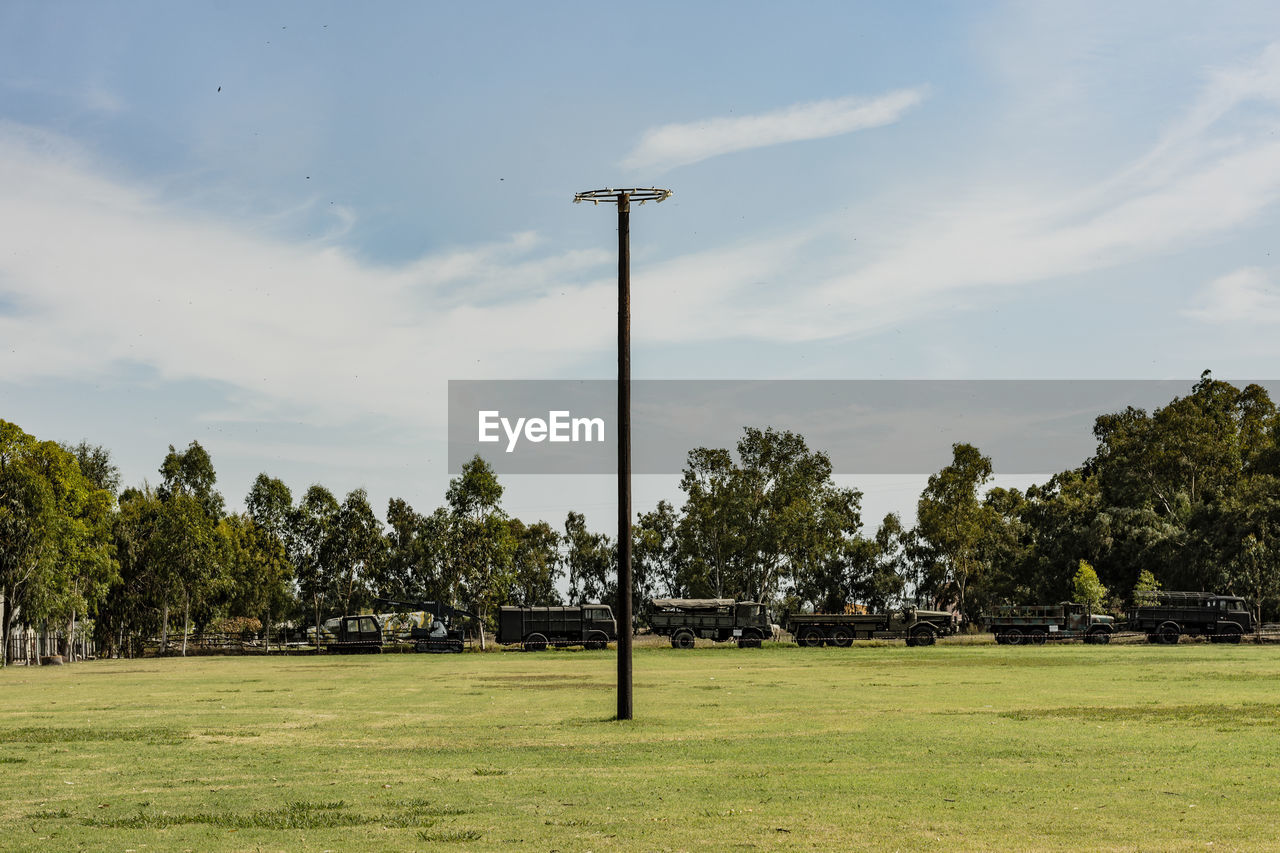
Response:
[1185, 267, 1280, 325]
[621, 89, 927, 172]
[0, 123, 617, 430]
[620, 42, 1280, 345]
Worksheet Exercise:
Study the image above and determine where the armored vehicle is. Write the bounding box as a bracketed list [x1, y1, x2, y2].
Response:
[1129, 591, 1255, 644]
[646, 598, 771, 648]
[330, 614, 383, 654]
[785, 605, 957, 647]
[984, 602, 1115, 645]
[496, 604, 617, 651]
[376, 598, 471, 653]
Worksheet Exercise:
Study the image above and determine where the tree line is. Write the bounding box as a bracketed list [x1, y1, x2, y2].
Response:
[3, 372, 1278, 663]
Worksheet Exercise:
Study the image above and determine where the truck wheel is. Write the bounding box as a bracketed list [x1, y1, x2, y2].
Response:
[737, 630, 763, 649]
[1158, 623, 1181, 645]
[1029, 629, 1048, 645]
[1004, 627, 1024, 646]
[1086, 628, 1111, 645]
[584, 630, 609, 651]
[797, 627, 824, 648]
[672, 631, 696, 650]
[524, 633, 548, 652]
[910, 627, 936, 647]
[1217, 624, 1242, 644]
[829, 627, 854, 648]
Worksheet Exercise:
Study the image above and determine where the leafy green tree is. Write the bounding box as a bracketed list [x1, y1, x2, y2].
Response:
[913, 443, 996, 622]
[289, 485, 340, 647]
[634, 500, 685, 599]
[322, 489, 385, 617]
[155, 491, 221, 655]
[0, 421, 116, 665]
[1072, 560, 1109, 614]
[379, 498, 455, 604]
[218, 514, 294, 646]
[447, 456, 514, 649]
[508, 519, 561, 606]
[1132, 568, 1160, 597]
[563, 510, 614, 604]
[158, 441, 224, 520]
[246, 474, 293, 541]
[676, 428, 866, 605]
[62, 441, 122, 495]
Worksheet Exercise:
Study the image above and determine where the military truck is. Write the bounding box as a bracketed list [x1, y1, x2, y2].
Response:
[984, 602, 1115, 645]
[1129, 591, 1255, 644]
[785, 605, 957, 647]
[496, 604, 617, 651]
[328, 614, 383, 654]
[646, 598, 772, 648]
[376, 598, 471, 653]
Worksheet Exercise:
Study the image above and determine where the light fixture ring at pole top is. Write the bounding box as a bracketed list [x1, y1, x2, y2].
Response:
[573, 187, 673, 205]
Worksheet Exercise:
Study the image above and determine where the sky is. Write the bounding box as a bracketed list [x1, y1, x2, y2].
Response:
[3, 1, 1280, 535]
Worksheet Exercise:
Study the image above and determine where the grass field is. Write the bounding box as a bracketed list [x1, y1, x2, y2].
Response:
[2, 642, 1279, 852]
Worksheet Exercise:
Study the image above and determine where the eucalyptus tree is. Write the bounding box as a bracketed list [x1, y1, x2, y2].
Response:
[446, 456, 514, 649]
[562, 510, 614, 604]
[913, 442, 996, 621]
[289, 485, 341, 648]
[508, 519, 562, 606]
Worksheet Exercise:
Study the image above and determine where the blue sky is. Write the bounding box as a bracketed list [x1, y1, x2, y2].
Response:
[3, 1, 1280, 531]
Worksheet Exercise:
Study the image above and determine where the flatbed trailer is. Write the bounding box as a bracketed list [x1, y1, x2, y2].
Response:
[646, 599, 772, 648]
[784, 606, 957, 647]
[984, 602, 1115, 645]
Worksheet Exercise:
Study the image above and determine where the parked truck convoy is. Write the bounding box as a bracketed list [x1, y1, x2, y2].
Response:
[496, 604, 617, 650]
[1129, 590, 1255, 643]
[784, 605, 958, 647]
[647, 598, 772, 648]
[984, 602, 1116, 644]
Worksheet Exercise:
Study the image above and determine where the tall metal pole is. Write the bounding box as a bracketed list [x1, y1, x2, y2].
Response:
[616, 191, 633, 721]
[573, 186, 670, 722]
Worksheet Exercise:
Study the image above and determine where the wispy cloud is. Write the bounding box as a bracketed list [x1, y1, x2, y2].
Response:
[1185, 267, 1280, 325]
[0, 123, 617, 430]
[621, 89, 927, 172]
[620, 42, 1280, 345]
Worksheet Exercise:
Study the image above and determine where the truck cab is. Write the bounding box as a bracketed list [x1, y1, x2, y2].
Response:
[335, 615, 382, 653]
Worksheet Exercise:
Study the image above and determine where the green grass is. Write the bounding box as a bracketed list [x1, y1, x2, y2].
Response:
[2, 643, 1279, 851]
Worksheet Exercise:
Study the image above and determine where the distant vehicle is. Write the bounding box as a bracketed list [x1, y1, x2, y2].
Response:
[984, 602, 1115, 645]
[646, 598, 772, 648]
[785, 605, 957, 647]
[329, 614, 383, 654]
[1129, 591, 1255, 644]
[496, 605, 617, 651]
[376, 598, 471, 653]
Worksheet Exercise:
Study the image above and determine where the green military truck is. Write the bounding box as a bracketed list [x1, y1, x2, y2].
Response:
[984, 602, 1116, 645]
[1129, 591, 1255, 644]
[784, 606, 957, 647]
[647, 598, 772, 648]
[329, 614, 383, 654]
[496, 604, 617, 651]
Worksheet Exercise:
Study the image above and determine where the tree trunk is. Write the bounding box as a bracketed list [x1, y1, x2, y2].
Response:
[181, 591, 190, 657]
[314, 594, 322, 653]
[160, 599, 169, 655]
[477, 606, 487, 651]
[0, 589, 11, 668]
[64, 606, 76, 663]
